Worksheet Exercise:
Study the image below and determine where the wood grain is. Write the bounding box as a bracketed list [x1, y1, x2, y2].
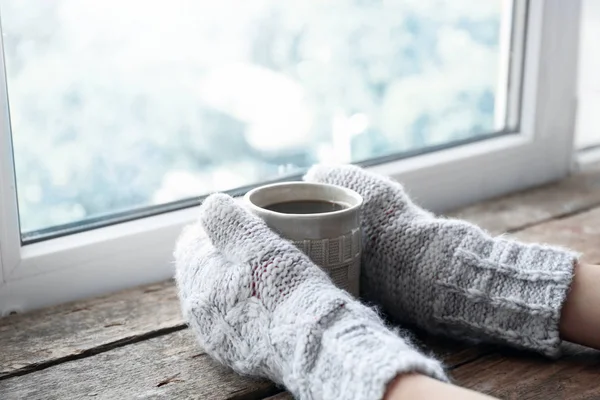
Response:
[512, 206, 600, 264]
[0, 280, 182, 379]
[449, 162, 600, 235]
[453, 344, 600, 399]
[0, 329, 280, 400]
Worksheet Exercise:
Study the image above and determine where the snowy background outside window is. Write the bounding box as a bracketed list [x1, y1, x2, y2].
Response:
[0, 0, 505, 233]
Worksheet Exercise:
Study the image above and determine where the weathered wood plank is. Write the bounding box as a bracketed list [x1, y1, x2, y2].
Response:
[453, 344, 600, 399]
[449, 162, 600, 235]
[0, 329, 279, 400]
[0, 280, 182, 379]
[0, 328, 485, 400]
[512, 207, 600, 264]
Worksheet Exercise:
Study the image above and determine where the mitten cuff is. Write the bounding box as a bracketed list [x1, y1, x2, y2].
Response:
[433, 226, 577, 357]
[284, 300, 448, 400]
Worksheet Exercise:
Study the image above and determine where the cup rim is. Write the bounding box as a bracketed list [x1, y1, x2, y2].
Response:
[244, 181, 363, 218]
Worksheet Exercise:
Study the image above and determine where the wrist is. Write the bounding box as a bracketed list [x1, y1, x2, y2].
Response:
[386, 373, 498, 400]
[559, 261, 600, 349]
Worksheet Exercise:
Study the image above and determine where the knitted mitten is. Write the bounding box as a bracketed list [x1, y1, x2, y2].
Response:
[174, 193, 447, 400]
[304, 164, 578, 357]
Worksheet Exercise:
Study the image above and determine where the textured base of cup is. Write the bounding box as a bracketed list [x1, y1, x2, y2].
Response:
[292, 228, 361, 297]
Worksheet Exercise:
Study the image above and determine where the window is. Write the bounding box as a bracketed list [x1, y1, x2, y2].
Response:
[576, 0, 600, 151]
[5, 0, 513, 240]
[0, 0, 581, 313]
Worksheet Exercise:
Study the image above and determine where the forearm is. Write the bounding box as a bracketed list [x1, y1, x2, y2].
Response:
[559, 262, 600, 349]
[385, 374, 497, 400]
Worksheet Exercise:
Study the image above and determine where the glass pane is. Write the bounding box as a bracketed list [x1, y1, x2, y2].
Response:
[1, 0, 512, 237]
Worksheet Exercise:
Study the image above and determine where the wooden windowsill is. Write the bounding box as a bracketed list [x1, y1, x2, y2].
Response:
[1, 163, 600, 399]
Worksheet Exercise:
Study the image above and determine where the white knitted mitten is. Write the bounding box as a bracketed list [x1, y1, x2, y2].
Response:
[174, 193, 447, 400]
[305, 164, 578, 357]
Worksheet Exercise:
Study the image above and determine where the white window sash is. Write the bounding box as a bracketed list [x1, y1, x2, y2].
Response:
[0, 0, 581, 314]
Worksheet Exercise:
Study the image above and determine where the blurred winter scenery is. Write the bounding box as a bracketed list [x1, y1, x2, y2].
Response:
[0, 0, 506, 234]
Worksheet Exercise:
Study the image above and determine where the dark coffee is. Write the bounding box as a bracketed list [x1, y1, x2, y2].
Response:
[264, 200, 347, 214]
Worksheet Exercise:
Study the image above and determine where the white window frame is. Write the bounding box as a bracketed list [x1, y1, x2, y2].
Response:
[0, 0, 581, 314]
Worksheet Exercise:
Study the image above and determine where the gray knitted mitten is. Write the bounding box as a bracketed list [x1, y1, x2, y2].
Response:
[174, 193, 447, 400]
[305, 164, 578, 357]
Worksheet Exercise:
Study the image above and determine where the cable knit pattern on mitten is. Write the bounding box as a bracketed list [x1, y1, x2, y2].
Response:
[175, 193, 448, 400]
[305, 164, 578, 357]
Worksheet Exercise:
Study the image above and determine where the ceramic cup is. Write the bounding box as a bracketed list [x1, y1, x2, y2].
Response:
[244, 182, 363, 297]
